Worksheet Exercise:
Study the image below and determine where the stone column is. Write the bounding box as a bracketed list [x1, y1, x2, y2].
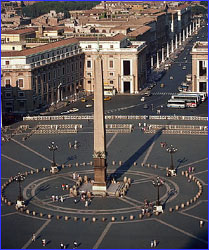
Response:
[175, 34, 178, 50]
[151, 56, 154, 68]
[196, 19, 198, 30]
[166, 42, 169, 58]
[161, 47, 165, 63]
[93, 54, 107, 193]
[186, 26, 189, 38]
[198, 18, 201, 28]
[183, 29, 185, 42]
[171, 40, 174, 53]
[189, 24, 192, 36]
[193, 22, 195, 33]
[156, 51, 159, 69]
[179, 32, 182, 46]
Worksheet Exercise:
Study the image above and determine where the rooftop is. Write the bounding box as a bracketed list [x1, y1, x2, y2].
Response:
[1, 27, 36, 35]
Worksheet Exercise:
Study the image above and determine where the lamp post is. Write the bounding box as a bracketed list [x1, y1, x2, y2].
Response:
[166, 145, 178, 170]
[152, 176, 164, 206]
[14, 172, 25, 201]
[48, 141, 58, 167]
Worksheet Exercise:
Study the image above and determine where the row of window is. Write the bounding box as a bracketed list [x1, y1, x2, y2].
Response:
[5, 79, 23, 88]
[5, 91, 25, 98]
[87, 80, 114, 85]
[86, 44, 114, 49]
[86, 60, 114, 69]
[87, 72, 115, 77]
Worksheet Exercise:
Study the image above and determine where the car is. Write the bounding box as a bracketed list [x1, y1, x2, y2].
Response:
[143, 104, 149, 109]
[81, 98, 86, 103]
[182, 66, 186, 70]
[60, 110, 70, 115]
[160, 83, 165, 88]
[104, 96, 111, 101]
[144, 91, 151, 97]
[86, 104, 93, 108]
[170, 76, 173, 80]
[184, 57, 187, 60]
[69, 108, 79, 113]
[141, 97, 145, 102]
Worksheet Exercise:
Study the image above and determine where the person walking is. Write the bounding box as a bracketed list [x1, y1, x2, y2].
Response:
[32, 233, 36, 242]
[60, 242, 64, 249]
[73, 241, 78, 249]
[42, 239, 46, 247]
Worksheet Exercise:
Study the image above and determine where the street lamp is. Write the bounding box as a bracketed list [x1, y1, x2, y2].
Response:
[14, 172, 25, 202]
[152, 176, 164, 207]
[166, 145, 178, 170]
[48, 141, 58, 167]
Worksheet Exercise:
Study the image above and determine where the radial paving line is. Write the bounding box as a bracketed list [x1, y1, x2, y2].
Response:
[1, 212, 18, 217]
[106, 133, 117, 149]
[121, 196, 144, 205]
[178, 158, 208, 170]
[1, 154, 36, 171]
[179, 211, 208, 222]
[11, 138, 52, 163]
[22, 219, 51, 249]
[155, 218, 208, 245]
[93, 222, 112, 249]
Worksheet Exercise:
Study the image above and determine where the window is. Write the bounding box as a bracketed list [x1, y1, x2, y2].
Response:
[12, 47, 15, 50]
[48, 72, 51, 81]
[5, 92, 12, 98]
[43, 74, 46, 82]
[18, 92, 25, 97]
[99, 45, 103, 49]
[63, 67, 65, 75]
[110, 45, 114, 49]
[80, 61, 82, 68]
[19, 101, 25, 107]
[6, 61, 10, 65]
[110, 80, 114, 84]
[87, 72, 92, 76]
[87, 60, 91, 68]
[109, 72, 114, 76]
[18, 79, 24, 88]
[123, 60, 130, 76]
[5, 79, 11, 88]
[87, 45, 92, 49]
[109, 60, 114, 68]
[53, 70, 56, 79]
[88, 80, 91, 84]
[199, 61, 207, 76]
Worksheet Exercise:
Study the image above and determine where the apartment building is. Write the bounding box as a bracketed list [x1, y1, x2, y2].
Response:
[191, 41, 208, 93]
[1, 38, 84, 113]
[79, 34, 147, 94]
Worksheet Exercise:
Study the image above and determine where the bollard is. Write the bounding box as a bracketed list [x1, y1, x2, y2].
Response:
[26, 209, 30, 214]
[112, 161, 116, 166]
[92, 217, 96, 222]
[121, 216, 125, 221]
[40, 212, 43, 217]
[130, 215, 134, 220]
[127, 178, 131, 184]
[102, 192, 106, 198]
[181, 203, 185, 208]
[175, 205, 179, 211]
[65, 216, 69, 221]
[101, 217, 106, 222]
[74, 217, 78, 222]
[147, 163, 150, 168]
[115, 191, 120, 197]
[155, 211, 159, 216]
[123, 176, 127, 183]
[111, 216, 115, 222]
[169, 208, 173, 212]
[154, 164, 158, 169]
[42, 168, 46, 172]
[199, 220, 204, 228]
[32, 211, 36, 216]
[139, 214, 143, 219]
[186, 201, 190, 206]
[31, 170, 34, 174]
[141, 163, 144, 167]
[7, 201, 12, 206]
[68, 164, 72, 168]
[119, 161, 122, 166]
[48, 214, 52, 219]
[190, 199, 193, 204]
[134, 162, 137, 166]
[146, 212, 151, 217]
[62, 164, 65, 169]
[181, 171, 184, 176]
[83, 162, 86, 166]
[82, 217, 86, 222]
[89, 161, 93, 166]
[75, 163, 79, 167]
[36, 169, 39, 173]
[193, 197, 197, 202]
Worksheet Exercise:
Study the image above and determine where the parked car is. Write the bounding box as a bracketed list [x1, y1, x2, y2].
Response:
[141, 97, 146, 102]
[143, 104, 149, 109]
[104, 96, 111, 101]
[144, 91, 151, 97]
[86, 104, 93, 108]
[69, 108, 79, 113]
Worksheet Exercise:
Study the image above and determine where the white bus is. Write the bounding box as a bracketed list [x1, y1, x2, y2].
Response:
[171, 94, 201, 105]
[182, 92, 207, 102]
[167, 99, 186, 109]
[104, 86, 116, 96]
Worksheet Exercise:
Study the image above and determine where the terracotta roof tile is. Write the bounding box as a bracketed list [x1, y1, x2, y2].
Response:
[1, 27, 36, 35]
[128, 26, 151, 37]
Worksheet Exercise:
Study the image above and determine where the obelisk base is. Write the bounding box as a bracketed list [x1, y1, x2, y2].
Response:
[92, 158, 107, 194]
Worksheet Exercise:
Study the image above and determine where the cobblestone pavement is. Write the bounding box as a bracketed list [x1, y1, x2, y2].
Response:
[1, 115, 208, 249]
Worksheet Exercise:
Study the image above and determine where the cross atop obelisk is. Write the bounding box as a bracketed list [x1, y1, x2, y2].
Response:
[92, 36, 107, 194]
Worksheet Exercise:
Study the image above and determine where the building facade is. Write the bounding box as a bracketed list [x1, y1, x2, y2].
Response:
[191, 41, 208, 93]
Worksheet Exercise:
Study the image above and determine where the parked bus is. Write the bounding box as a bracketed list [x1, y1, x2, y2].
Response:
[167, 99, 186, 109]
[171, 93, 201, 105]
[182, 92, 207, 102]
[104, 85, 116, 96]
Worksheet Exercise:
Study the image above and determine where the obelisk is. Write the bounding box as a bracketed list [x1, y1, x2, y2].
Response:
[92, 53, 107, 193]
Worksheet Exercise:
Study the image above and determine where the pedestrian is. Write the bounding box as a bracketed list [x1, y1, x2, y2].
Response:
[188, 167, 191, 173]
[60, 242, 64, 249]
[151, 240, 154, 248]
[52, 195, 55, 202]
[42, 239, 46, 247]
[56, 195, 59, 202]
[66, 184, 69, 190]
[200, 220, 204, 227]
[73, 172, 76, 180]
[73, 241, 78, 249]
[32, 233, 36, 242]
[62, 184, 65, 190]
[60, 196, 64, 202]
[85, 200, 88, 207]
[153, 240, 157, 247]
[74, 198, 77, 204]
